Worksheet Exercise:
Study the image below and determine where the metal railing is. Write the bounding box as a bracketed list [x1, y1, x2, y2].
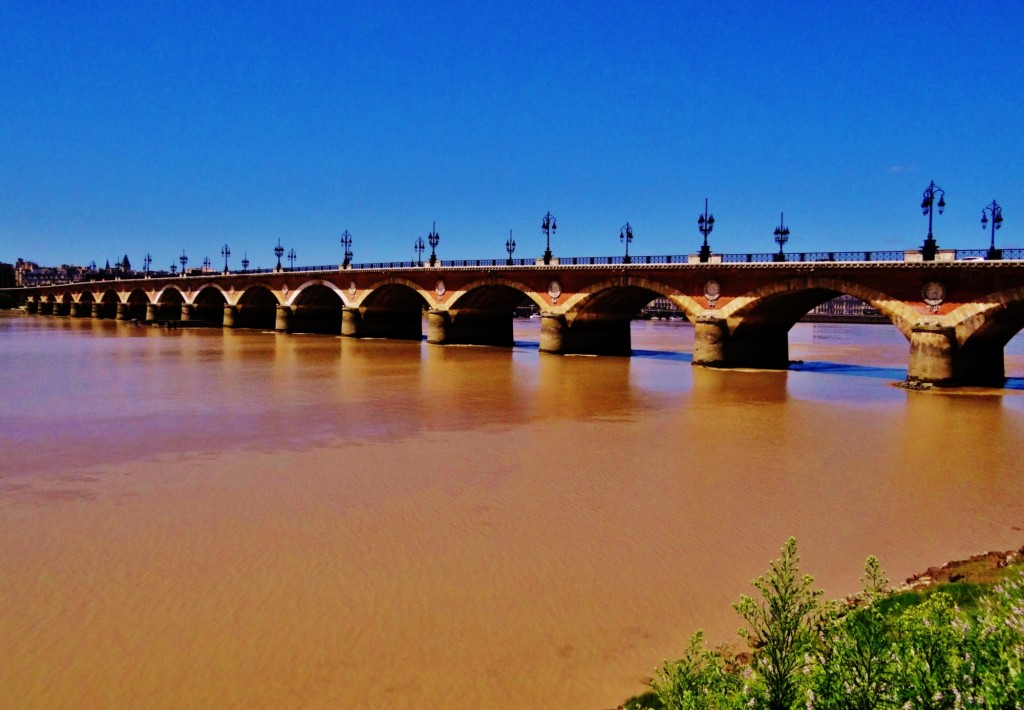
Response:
[720, 250, 908, 263]
[13, 249, 1024, 289]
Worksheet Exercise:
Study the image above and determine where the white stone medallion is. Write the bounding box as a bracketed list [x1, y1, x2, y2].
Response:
[548, 280, 562, 304]
[435, 279, 446, 297]
[703, 279, 721, 308]
[922, 281, 945, 313]
[348, 281, 357, 296]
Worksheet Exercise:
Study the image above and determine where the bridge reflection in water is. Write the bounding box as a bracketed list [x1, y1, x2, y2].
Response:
[14, 259, 1024, 387]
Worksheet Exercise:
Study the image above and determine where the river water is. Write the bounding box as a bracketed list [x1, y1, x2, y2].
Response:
[2, 312, 1023, 709]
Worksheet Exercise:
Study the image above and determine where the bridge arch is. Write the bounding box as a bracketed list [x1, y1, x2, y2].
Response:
[696, 276, 915, 370]
[938, 285, 1024, 385]
[349, 279, 430, 341]
[539, 276, 706, 356]
[285, 281, 348, 334]
[284, 280, 350, 309]
[94, 289, 121, 319]
[717, 276, 916, 338]
[125, 288, 150, 320]
[234, 284, 280, 330]
[189, 283, 231, 306]
[429, 278, 541, 347]
[192, 285, 229, 325]
[560, 275, 706, 323]
[154, 286, 186, 320]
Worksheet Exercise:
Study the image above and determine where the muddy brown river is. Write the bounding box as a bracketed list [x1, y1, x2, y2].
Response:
[2, 313, 1023, 708]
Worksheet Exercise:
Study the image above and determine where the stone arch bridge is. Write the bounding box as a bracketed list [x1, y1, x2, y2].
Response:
[13, 261, 1024, 386]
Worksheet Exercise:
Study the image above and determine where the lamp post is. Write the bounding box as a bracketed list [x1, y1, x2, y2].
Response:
[287, 248, 296, 271]
[981, 200, 1003, 261]
[274, 239, 284, 272]
[202, 256, 211, 273]
[414, 236, 425, 266]
[697, 198, 714, 263]
[340, 229, 353, 268]
[541, 211, 556, 265]
[170, 263, 177, 275]
[427, 222, 439, 267]
[772, 213, 790, 262]
[241, 253, 250, 273]
[619, 222, 634, 264]
[221, 244, 231, 274]
[179, 250, 188, 275]
[920, 180, 946, 261]
[143, 253, 152, 277]
[505, 230, 516, 265]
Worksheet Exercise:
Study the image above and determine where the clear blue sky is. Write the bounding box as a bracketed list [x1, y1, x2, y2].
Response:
[2, 1, 1022, 269]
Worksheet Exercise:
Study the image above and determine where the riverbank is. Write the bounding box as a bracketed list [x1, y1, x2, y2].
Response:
[621, 543, 1024, 709]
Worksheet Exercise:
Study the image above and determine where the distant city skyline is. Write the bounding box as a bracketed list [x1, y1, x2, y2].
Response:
[2, 1, 1022, 269]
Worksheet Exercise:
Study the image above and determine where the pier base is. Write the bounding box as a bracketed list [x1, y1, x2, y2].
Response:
[907, 321, 956, 386]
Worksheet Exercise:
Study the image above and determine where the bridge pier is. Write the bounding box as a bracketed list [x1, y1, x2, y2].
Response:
[91, 303, 103, 318]
[223, 305, 238, 328]
[275, 305, 293, 332]
[341, 307, 362, 337]
[69, 302, 84, 318]
[539, 313, 631, 355]
[38, 301, 53, 315]
[907, 321, 956, 386]
[25, 299, 38, 314]
[692, 315, 728, 366]
[116, 303, 128, 320]
[145, 303, 159, 322]
[180, 304, 194, 322]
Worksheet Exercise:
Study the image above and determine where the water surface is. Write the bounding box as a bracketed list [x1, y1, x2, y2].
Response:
[1, 313, 1023, 708]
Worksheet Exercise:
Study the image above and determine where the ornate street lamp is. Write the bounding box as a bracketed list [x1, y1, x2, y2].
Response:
[287, 248, 297, 271]
[427, 222, 440, 267]
[241, 253, 250, 273]
[221, 244, 231, 273]
[414, 236, 425, 266]
[619, 222, 634, 264]
[505, 230, 516, 265]
[170, 263, 177, 275]
[981, 200, 1004, 260]
[143, 253, 152, 277]
[541, 211, 556, 265]
[772, 213, 790, 262]
[202, 256, 211, 273]
[920, 180, 946, 261]
[179, 250, 188, 275]
[274, 237, 286, 270]
[340, 229, 353, 268]
[697, 198, 714, 263]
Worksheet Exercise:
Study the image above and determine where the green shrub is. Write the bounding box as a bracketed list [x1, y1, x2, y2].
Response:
[638, 544, 1024, 710]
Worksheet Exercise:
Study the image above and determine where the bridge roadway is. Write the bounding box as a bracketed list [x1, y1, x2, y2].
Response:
[12, 259, 1024, 386]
